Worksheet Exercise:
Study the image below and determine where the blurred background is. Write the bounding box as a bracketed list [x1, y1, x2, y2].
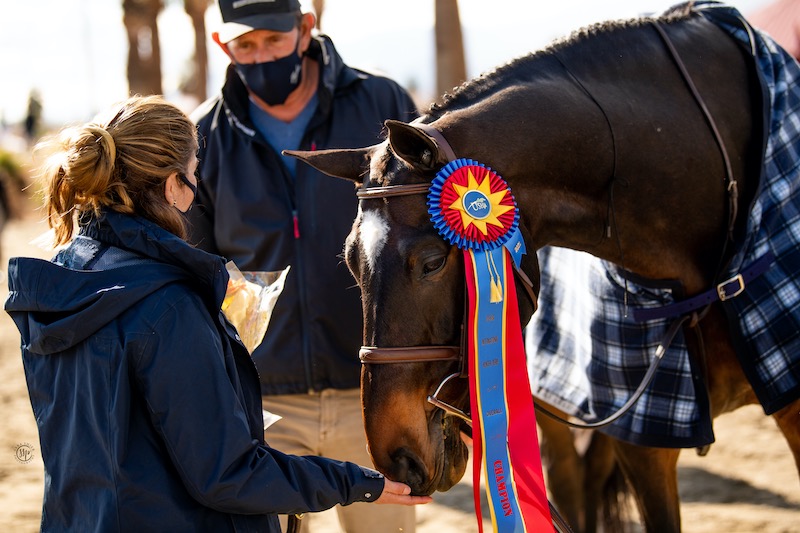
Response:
[0, 0, 788, 228]
[0, 0, 786, 138]
[0, 0, 791, 226]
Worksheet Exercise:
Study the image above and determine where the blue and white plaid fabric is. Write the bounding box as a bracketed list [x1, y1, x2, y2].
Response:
[525, 3, 800, 447]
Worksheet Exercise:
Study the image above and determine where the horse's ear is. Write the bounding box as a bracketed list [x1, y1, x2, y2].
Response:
[385, 120, 445, 171]
[283, 147, 371, 184]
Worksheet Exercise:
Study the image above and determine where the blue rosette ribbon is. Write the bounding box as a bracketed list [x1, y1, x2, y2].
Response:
[427, 158, 525, 266]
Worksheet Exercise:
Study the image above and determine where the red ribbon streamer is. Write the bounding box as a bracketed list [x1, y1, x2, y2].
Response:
[465, 247, 552, 532]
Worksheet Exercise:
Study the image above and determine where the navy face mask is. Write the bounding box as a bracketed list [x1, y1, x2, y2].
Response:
[234, 38, 304, 106]
[177, 172, 197, 197]
[177, 172, 197, 211]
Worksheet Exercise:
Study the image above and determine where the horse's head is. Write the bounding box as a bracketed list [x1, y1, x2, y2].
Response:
[286, 120, 539, 495]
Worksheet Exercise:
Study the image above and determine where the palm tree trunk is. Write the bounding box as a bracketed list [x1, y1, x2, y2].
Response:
[123, 0, 164, 96]
[183, 0, 211, 103]
[434, 0, 467, 101]
[313, 0, 325, 30]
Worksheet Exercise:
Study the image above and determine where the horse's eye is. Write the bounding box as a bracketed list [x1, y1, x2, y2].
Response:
[422, 255, 446, 276]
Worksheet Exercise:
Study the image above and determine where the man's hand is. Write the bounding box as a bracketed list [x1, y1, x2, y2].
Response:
[375, 479, 434, 505]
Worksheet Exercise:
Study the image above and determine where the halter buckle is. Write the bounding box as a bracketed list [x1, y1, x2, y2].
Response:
[717, 273, 745, 301]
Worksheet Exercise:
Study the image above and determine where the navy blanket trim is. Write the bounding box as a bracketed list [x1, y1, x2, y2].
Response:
[632, 251, 776, 322]
[700, 2, 800, 415]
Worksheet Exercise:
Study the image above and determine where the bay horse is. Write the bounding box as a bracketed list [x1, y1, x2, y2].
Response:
[287, 2, 800, 531]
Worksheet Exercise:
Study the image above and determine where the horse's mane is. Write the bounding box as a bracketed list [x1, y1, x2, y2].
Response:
[426, 6, 693, 119]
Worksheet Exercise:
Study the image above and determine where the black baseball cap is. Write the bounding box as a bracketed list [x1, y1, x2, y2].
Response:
[217, 0, 302, 43]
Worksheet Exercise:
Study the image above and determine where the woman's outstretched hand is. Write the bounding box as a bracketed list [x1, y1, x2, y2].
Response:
[375, 479, 434, 505]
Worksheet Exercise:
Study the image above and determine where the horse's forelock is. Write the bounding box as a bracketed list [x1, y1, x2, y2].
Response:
[368, 147, 395, 187]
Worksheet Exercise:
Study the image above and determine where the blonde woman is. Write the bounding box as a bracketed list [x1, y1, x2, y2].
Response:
[5, 95, 429, 533]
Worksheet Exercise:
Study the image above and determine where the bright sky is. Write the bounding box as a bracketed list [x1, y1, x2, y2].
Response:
[0, 0, 772, 127]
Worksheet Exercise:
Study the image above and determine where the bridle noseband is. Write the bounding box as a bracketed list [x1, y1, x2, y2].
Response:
[359, 345, 472, 425]
[359, 345, 461, 364]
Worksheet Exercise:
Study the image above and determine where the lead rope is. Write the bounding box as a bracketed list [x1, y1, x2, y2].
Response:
[535, 315, 689, 429]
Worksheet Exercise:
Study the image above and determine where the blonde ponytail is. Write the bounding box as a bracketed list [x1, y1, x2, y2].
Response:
[35, 95, 198, 246]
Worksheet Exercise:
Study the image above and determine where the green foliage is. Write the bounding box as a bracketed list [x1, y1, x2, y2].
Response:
[0, 148, 34, 220]
[0, 149, 27, 188]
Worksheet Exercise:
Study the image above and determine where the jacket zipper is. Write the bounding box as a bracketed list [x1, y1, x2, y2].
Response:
[295, 139, 319, 392]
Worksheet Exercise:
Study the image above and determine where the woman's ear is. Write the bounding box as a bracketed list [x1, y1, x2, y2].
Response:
[164, 172, 179, 206]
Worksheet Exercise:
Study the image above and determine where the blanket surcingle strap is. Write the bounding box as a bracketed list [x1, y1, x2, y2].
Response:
[632, 250, 775, 322]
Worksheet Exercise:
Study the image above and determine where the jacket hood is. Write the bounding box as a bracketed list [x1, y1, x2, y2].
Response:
[4, 211, 229, 355]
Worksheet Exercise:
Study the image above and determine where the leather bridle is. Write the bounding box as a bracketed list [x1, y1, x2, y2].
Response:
[356, 150, 469, 426]
[356, 122, 540, 427]
[355, 125, 570, 533]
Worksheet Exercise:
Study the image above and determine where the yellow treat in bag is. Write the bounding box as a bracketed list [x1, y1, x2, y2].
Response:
[221, 262, 290, 354]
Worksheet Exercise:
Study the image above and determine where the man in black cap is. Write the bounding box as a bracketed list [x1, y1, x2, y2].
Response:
[188, 1, 419, 532]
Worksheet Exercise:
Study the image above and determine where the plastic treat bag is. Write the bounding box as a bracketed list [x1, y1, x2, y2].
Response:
[221, 261, 291, 354]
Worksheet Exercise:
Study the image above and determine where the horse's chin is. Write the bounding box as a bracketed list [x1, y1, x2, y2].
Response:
[429, 419, 469, 493]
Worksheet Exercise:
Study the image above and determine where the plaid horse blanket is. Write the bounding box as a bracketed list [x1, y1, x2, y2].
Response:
[525, 2, 800, 448]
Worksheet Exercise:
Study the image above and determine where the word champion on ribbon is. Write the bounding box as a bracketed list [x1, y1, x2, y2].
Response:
[428, 159, 552, 532]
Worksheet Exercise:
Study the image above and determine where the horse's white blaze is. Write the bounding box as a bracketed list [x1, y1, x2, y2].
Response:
[359, 208, 389, 272]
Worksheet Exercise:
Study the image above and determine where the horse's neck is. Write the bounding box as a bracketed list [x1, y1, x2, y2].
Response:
[447, 19, 747, 293]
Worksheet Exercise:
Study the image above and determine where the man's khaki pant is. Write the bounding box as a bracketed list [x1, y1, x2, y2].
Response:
[265, 388, 416, 533]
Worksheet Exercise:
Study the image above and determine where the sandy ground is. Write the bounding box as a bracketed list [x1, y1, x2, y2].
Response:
[1, 213, 798, 532]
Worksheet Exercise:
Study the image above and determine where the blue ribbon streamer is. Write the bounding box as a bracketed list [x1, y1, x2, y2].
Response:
[472, 247, 525, 530]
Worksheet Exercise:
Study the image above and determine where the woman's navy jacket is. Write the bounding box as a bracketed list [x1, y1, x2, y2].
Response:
[4, 211, 383, 532]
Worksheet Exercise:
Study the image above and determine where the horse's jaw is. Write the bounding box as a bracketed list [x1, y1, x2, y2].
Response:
[435, 420, 470, 492]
